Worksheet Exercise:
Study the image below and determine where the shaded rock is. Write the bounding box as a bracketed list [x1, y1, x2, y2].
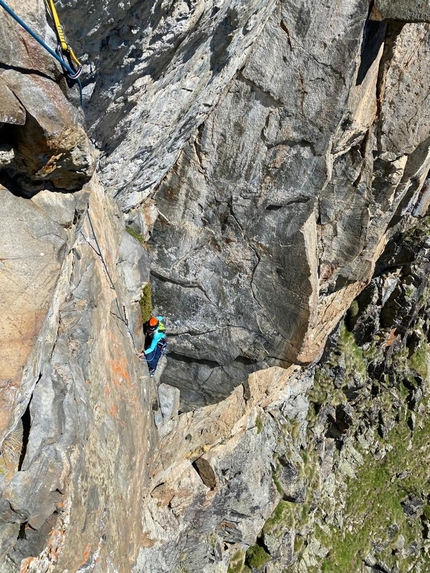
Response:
[149, 0, 368, 407]
[401, 494, 424, 519]
[277, 458, 305, 503]
[0, 4, 96, 192]
[375, 0, 430, 22]
[0, 71, 96, 192]
[193, 457, 217, 490]
[55, 0, 279, 207]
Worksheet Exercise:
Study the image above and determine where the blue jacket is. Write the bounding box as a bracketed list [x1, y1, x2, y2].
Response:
[144, 316, 166, 355]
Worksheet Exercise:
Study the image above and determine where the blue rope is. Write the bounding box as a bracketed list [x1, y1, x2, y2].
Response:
[0, 0, 83, 106]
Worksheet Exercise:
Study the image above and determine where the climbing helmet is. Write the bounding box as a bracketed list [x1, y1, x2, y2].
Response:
[148, 316, 159, 328]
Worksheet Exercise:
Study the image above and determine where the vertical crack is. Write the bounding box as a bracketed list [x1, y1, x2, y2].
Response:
[18, 398, 32, 471]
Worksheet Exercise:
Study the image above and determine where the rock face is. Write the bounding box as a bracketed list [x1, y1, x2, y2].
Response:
[0, 1, 429, 573]
[375, 0, 430, 21]
[56, 0, 279, 207]
[149, 4, 430, 407]
[0, 187, 69, 450]
[0, 181, 153, 572]
[0, 1, 96, 193]
[273, 217, 430, 573]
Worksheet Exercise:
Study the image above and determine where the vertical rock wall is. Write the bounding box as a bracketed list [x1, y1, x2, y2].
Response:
[149, 2, 430, 407]
[0, 180, 156, 572]
[0, 1, 429, 573]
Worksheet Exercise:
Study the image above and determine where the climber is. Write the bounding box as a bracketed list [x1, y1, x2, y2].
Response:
[138, 316, 167, 377]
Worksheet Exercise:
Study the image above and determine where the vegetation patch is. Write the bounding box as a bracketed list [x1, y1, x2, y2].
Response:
[245, 544, 271, 570]
[255, 415, 264, 434]
[227, 550, 250, 573]
[272, 471, 284, 497]
[319, 402, 430, 573]
[139, 283, 153, 323]
[126, 225, 144, 244]
[409, 343, 429, 379]
[263, 500, 297, 534]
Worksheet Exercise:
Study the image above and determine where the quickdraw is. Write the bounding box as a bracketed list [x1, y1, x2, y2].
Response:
[44, 0, 82, 80]
[0, 0, 83, 104]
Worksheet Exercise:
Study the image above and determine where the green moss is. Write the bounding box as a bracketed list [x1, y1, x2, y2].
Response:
[408, 344, 429, 378]
[263, 501, 296, 534]
[126, 225, 145, 244]
[272, 472, 284, 496]
[208, 532, 218, 549]
[245, 544, 271, 569]
[345, 299, 360, 330]
[422, 505, 430, 520]
[125, 226, 153, 324]
[318, 403, 430, 573]
[256, 416, 264, 434]
[338, 324, 366, 377]
[139, 283, 153, 324]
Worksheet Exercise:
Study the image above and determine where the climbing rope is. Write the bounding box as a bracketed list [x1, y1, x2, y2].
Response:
[83, 209, 166, 417]
[0, 0, 83, 105]
[84, 209, 138, 351]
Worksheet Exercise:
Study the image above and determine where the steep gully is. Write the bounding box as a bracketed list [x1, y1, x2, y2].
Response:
[0, 1, 429, 572]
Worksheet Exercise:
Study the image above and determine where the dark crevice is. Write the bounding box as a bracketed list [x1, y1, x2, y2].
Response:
[233, 355, 258, 366]
[266, 139, 317, 155]
[167, 329, 218, 338]
[17, 522, 28, 540]
[0, 62, 56, 83]
[192, 457, 217, 490]
[151, 269, 212, 302]
[168, 351, 220, 368]
[18, 399, 32, 471]
[280, 20, 293, 51]
[356, 8, 387, 86]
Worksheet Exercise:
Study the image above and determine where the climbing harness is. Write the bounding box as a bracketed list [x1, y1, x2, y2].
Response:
[0, 0, 83, 104]
[44, 0, 82, 80]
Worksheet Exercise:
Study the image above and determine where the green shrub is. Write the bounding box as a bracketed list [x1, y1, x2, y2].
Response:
[245, 544, 271, 569]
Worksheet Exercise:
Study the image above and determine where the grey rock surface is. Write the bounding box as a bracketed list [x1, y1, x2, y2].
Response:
[149, 5, 430, 407]
[375, 0, 430, 21]
[56, 0, 278, 208]
[0, 187, 69, 444]
[0, 3, 96, 193]
[133, 366, 312, 573]
[1, 181, 153, 572]
[158, 382, 180, 423]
